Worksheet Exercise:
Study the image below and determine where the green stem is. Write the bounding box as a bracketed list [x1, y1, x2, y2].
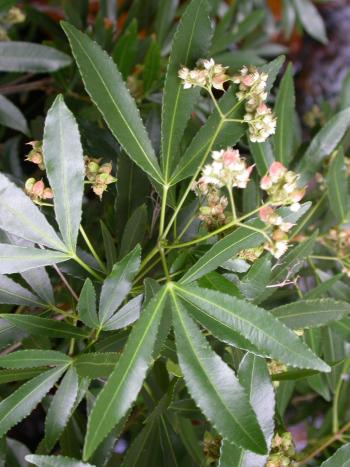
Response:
[207, 87, 224, 118]
[71, 253, 104, 281]
[159, 184, 169, 238]
[235, 222, 271, 243]
[227, 185, 236, 220]
[79, 225, 107, 274]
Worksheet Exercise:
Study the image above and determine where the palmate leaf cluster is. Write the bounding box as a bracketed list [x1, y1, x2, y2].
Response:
[0, 0, 349, 466]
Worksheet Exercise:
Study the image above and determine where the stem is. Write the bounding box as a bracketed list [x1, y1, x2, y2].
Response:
[79, 225, 107, 273]
[159, 185, 169, 237]
[227, 185, 236, 220]
[52, 264, 79, 301]
[236, 222, 271, 243]
[207, 87, 224, 118]
[72, 254, 104, 281]
[159, 247, 171, 281]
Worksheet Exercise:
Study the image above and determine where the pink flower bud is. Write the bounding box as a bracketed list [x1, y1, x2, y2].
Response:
[259, 206, 275, 223]
[32, 180, 45, 197]
[269, 162, 286, 182]
[242, 75, 254, 87]
[43, 188, 54, 199]
[291, 188, 305, 203]
[260, 175, 272, 190]
[222, 148, 240, 167]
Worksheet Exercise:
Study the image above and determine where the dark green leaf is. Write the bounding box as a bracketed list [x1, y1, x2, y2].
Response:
[83, 287, 167, 460]
[62, 22, 163, 184]
[273, 63, 295, 166]
[170, 291, 267, 454]
[43, 95, 85, 253]
[100, 221, 116, 273]
[78, 279, 99, 329]
[161, 0, 212, 180]
[271, 299, 350, 329]
[112, 19, 138, 79]
[327, 148, 349, 222]
[0, 368, 44, 384]
[0, 365, 67, 438]
[119, 205, 147, 258]
[99, 244, 141, 325]
[248, 139, 274, 176]
[74, 353, 119, 378]
[177, 285, 330, 371]
[143, 38, 160, 93]
[0, 42, 72, 72]
[0, 350, 71, 369]
[0, 95, 29, 135]
[0, 314, 90, 339]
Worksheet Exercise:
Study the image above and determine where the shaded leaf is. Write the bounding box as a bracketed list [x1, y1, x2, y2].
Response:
[293, 0, 327, 44]
[74, 353, 119, 378]
[0, 274, 43, 307]
[43, 94, 84, 253]
[25, 455, 95, 467]
[248, 139, 274, 176]
[0, 350, 71, 369]
[327, 148, 349, 222]
[119, 205, 147, 258]
[0, 95, 29, 135]
[78, 279, 99, 329]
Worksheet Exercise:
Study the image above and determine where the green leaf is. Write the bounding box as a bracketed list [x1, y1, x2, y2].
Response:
[0, 365, 67, 438]
[74, 353, 119, 378]
[327, 148, 349, 222]
[83, 287, 167, 460]
[320, 443, 350, 466]
[272, 299, 350, 329]
[161, 0, 212, 181]
[273, 63, 295, 166]
[0, 367, 44, 384]
[45, 367, 79, 451]
[170, 290, 267, 454]
[248, 139, 274, 176]
[143, 38, 160, 93]
[100, 221, 116, 273]
[219, 354, 275, 467]
[177, 284, 330, 371]
[292, 0, 327, 44]
[0, 244, 70, 274]
[0, 274, 44, 307]
[25, 455, 95, 467]
[155, 0, 179, 46]
[0, 314, 90, 339]
[102, 295, 142, 331]
[112, 19, 138, 79]
[0, 173, 66, 251]
[171, 88, 245, 184]
[0, 350, 71, 369]
[0, 95, 29, 135]
[0, 42, 72, 72]
[21, 265, 54, 305]
[237, 255, 272, 303]
[43, 94, 85, 253]
[259, 55, 285, 92]
[298, 108, 350, 183]
[99, 244, 141, 325]
[62, 22, 163, 184]
[78, 279, 99, 329]
[180, 219, 266, 284]
[119, 205, 147, 258]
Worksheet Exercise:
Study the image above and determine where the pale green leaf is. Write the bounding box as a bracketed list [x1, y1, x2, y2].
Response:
[0, 42, 72, 72]
[45, 367, 79, 451]
[320, 443, 350, 466]
[272, 299, 350, 329]
[177, 284, 330, 371]
[99, 245, 141, 325]
[292, 0, 327, 44]
[170, 291, 267, 454]
[161, 0, 212, 180]
[0, 173, 66, 251]
[43, 94, 84, 252]
[0, 350, 71, 369]
[62, 22, 163, 184]
[0, 365, 67, 438]
[83, 287, 167, 460]
[102, 295, 142, 331]
[25, 455, 95, 467]
[0, 95, 29, 135]
[0, 244, 70, 274]
[0, 274, 44, 307]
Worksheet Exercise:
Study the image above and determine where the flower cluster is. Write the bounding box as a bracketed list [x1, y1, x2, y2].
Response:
[260, 162, 305, 211]
[196, 147, 254, 191]
[233, 66, 277, 142]
[84, 157, 117, 199]
[198, 188, 228, 228]
[25, 141, 45, 170]
[267, 432, 296, 467]
[258, 162, 306, 259]
[178, 58, 230, 91]
[25, 178, 53, 202]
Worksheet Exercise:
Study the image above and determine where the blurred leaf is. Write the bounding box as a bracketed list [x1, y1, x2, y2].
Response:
[0, 314, 90, 339]
[62, 22, 163, 184]
[0, 365, 67, 438]
[43, 95, 84, 253]
[249, 139, 274, 176]
[25, 455, 94, 467]
[0, 42, 72, 72]
[112, 19, 138, 79]
[0, 95, 29, 136]
[100, 221, 116, 273]
[260, 55, 285, 92]
[99, 244, 141, 325]
[161, 0, 212, 181]
[327, 148, 349, 223]
[320, 443, 350, 466]
[0, 244, 70, 274]
[293, 0, 327, 44]
[340, 69, 350, 110]
[171, 292, 267, 454]
[119, 205, 147, 258]
[83, 287, 167, 460]
[155, 0, 179, 46]
[272, 299, 350, 329]
[273, 63, 295, 166]
[143, 38, 161, 93]
[45, 367, 79, 451]
[0, 350, 70, 368]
